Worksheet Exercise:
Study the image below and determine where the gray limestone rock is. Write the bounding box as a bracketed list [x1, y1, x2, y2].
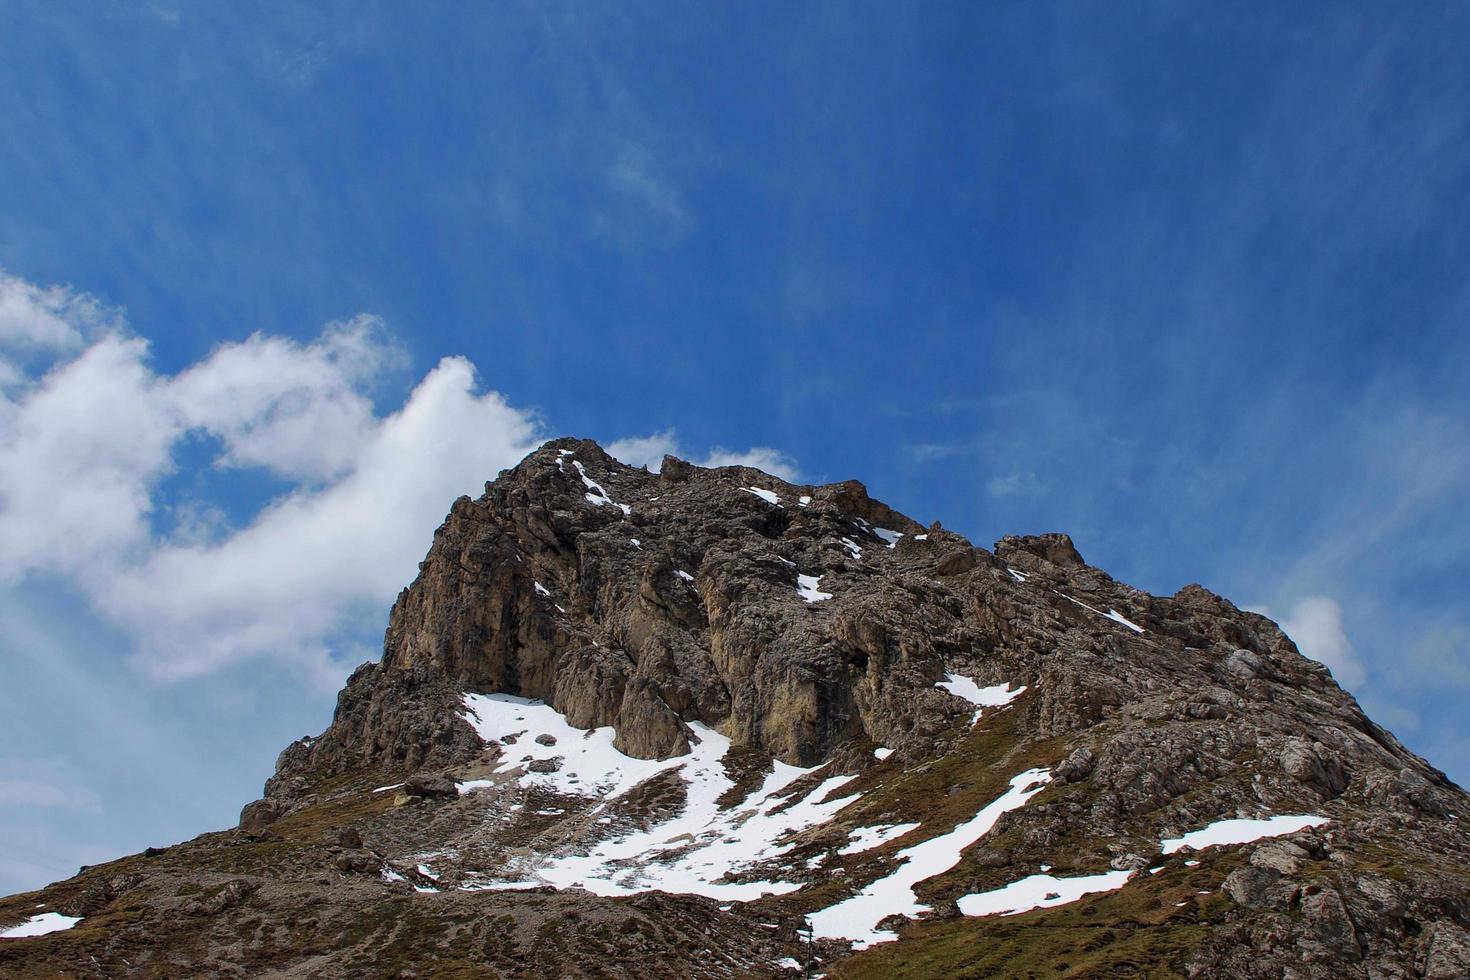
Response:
[1423, 921, 1470, 979]
[1224, 866, 1298, 910]
[403, 772, 458, 798]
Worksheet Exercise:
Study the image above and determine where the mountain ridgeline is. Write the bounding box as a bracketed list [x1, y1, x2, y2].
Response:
[4, 438, 1469, 978]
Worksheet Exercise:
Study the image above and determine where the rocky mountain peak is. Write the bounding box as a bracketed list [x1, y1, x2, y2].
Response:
[5, 438, 1468, 978]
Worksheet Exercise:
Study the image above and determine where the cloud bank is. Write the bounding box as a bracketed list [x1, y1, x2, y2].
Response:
[0, 270, 797, 685]
[0, 291, 541, 682]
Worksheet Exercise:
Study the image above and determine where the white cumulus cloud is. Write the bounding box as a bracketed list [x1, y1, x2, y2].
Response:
[0, 271, 541, 682]
[101, 357, 539, 681]
[605, 430, 681, 471]
[167, 316, 403, 482]
[0, 270, 114, 352]
[699, 446, 801, 482]
[607, 431, 801, 482]
[0, 335, 177, 576]
[1252, 595, 1367, 689]
[0, 270, 119, 392]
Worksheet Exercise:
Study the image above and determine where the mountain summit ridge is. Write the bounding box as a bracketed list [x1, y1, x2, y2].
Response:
[4, 437, 1469, 978]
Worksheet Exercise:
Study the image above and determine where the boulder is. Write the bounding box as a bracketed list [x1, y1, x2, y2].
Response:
[1280, 737, 1350, 798]
[239, 798, 282, 833]
[1298, 885, 1361, 963]
[403, 772, 458, 798]
[1224, 866, 1297, 910]
[1053, 747, 1096, 783]
[1249, 841, 1309, 876]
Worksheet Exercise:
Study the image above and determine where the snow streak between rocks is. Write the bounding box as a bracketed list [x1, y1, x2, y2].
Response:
[808, 768, 1054, 948]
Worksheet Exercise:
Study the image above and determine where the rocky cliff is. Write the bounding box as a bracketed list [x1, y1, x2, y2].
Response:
[4, 438, 1469, 979]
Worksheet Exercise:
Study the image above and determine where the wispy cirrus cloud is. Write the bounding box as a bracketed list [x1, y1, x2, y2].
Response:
[986, 470, 1047, 500]
[906, 442, 970, 463]
[603, 143, 692, 238]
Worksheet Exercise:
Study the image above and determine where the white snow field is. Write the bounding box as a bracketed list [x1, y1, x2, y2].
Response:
[1160, 814, 1330, 854]
[949, 814, 1330, 921]
[458, 693, 861, 900]
[808, 767, 1054, 948]
[956, 869, 1135, 917]
[460, 693, 689, 800]
[1, 912, 83, 938]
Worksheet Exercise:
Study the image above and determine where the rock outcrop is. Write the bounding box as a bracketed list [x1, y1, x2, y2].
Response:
[266, 439, 1454, 821]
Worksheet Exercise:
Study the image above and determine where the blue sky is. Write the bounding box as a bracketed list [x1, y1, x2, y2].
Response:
[2, 3, 1468, 895]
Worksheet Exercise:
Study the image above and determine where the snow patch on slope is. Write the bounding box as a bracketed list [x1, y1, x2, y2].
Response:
[1055, 590, 1145, 633]
[936, 674, 1026, 725]
[741, 486, 780, 506]
[571, 459, 631, 515]
[1160, 815, 1330, 854]
[459, 695, 863, 901]
[1, 912, 82, 938]
[957, 869, 1134, 917]
[797, 574, 832, 603]
[460, 694, 686, 800]
[873, 527, 902, 548]
[808, 767, 1053, 948]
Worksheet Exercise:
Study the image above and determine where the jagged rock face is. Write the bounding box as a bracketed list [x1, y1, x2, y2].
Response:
[6, 438, 1469, 980]
[281, 438, 964, 775]
[276, 437, 1451, 809]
